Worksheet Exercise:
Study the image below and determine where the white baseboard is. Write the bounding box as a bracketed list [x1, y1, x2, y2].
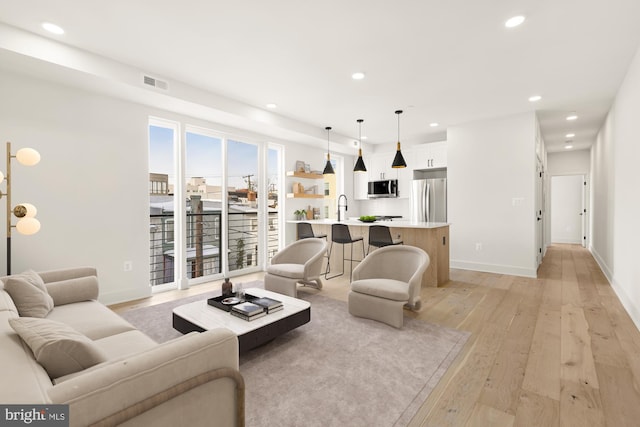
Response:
[450, 260, 537, 278]
[99, 287, 151, 306]
[589, 245, 614, 282]
[589, 246, 640, 332]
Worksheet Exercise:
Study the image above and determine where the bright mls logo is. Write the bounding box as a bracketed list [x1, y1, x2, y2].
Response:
[1, 405, 68, 426]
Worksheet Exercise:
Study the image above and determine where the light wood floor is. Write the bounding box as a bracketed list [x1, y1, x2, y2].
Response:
[109, 244, 640, 426]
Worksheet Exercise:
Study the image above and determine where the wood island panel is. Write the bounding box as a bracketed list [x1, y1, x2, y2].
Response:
[309, 222, 450, 287]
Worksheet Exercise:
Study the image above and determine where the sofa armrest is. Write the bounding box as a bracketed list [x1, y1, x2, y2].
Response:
[48, 329, 243, 427]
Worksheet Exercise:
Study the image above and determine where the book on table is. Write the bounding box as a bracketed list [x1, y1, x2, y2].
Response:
[231, 302, 266, 321]
[249, 296, 283, 313]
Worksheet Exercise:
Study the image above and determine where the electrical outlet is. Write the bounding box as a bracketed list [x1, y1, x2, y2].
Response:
[123, 261, 133, 272]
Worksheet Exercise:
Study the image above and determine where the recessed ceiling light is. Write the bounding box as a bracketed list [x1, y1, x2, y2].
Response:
[564, 145, 573, 149]
[565, 133, 575, 138]
[361, 136, 368, 140]
[429, 122, 439, 127]
[528, 95, 542, 102]
[351, 72, 365, 80]
[566, 114, 578, 121]
[266, 103, 277, 109]
[505, 15, 526, 28]
[42, 22, 64, 35]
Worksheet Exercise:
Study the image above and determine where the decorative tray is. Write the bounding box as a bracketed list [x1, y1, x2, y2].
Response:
[207, 293, 259, 312]
[208, 293, 244, 312]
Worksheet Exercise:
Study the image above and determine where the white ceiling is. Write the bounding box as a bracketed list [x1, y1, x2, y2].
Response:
[1, 0, 639, 153]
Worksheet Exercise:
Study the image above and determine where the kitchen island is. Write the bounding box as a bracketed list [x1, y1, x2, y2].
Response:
[286, 219, 449, 287]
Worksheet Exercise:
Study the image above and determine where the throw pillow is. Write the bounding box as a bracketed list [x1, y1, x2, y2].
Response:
[4, 277, 54, 317]
[9, 317, 108, 379]
[14, 269, 47, 292]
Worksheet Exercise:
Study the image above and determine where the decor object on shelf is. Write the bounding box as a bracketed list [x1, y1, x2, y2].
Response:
[391, 110, 407, 168]
[322, 126, 335, 175]
[353, 119, 367, 172]
[1, 142, 41, 275]
[295, 160, 305, 172]
[294, 209, 307, 220]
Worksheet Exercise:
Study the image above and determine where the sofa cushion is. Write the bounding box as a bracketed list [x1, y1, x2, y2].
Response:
[46, 301, 137, 340]
[267, 263, 305, 279]
[4, 276, 54, 318]
[0, 289, 18, 314]
[9, 317, 108, 379]
[351, 278, 410, 301]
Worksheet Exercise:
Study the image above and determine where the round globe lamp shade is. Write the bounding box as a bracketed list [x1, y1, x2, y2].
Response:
[15, 203, 37, 218]
[16, 217, 41, 235]
[16, 148, 41, 166]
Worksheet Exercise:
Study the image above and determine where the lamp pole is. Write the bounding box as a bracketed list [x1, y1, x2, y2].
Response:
[2, 141, 41, 275]
[5, 142, 11, 275]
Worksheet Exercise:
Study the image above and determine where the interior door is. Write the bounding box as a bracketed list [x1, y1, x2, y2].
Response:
[550, 175, 583, 244]
[535, 160, 544, 266]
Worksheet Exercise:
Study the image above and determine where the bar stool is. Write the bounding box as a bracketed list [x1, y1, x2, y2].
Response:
[325, 223, 365, 280]
[297, 222, 327, 240]
[367, 225, 403, 255]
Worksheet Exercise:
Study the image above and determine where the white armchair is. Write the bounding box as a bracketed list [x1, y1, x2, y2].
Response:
[264, 238, 328, 297]
[349, 245, 429, 328]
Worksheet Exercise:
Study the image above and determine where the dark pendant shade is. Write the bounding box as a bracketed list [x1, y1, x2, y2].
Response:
[354, 149, 367, 172]
[323, 158, 335, 175]
[323, 126, 335, 175]
[353, 119, 367, 172]
[391, 110, 407, 168]
[392, 142, 407, 168]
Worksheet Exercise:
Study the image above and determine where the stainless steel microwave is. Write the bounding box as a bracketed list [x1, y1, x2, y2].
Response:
[367, 179, 398, 198]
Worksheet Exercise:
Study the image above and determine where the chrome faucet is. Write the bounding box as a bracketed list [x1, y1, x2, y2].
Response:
[337, 194, 348, 221]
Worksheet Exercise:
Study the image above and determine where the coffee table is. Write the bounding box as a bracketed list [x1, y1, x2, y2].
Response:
[172, 288, 311, 354]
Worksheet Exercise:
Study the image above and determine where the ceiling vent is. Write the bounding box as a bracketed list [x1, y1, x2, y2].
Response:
[143, 75, 168, 90]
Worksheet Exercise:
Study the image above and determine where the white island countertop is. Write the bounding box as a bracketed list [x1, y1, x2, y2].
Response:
[286, 218, 449, 229]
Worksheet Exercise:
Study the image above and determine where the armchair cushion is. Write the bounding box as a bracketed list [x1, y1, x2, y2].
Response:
[9, 317, 108, 378]
[266, 263, 305, 279]
[4, 276, 54, 318]
[350, 278, 410, 301]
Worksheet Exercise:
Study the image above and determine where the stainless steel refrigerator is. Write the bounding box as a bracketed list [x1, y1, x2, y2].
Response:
[410, 178, 447, 222]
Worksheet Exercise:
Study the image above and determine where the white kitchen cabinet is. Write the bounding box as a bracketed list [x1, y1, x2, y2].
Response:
[413, 141, 447, 169]
[353, 170, 368, 200]
[368, 153, 395, 181]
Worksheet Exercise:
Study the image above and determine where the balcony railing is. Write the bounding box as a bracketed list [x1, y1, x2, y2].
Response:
[150, 211, 278, 286]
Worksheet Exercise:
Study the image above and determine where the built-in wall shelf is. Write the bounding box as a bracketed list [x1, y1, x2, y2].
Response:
[286, 193, 324, 199]
[286, 171, 323, 180]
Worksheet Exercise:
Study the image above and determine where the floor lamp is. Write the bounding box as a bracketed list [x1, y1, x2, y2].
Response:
[1, 142, 41, 275]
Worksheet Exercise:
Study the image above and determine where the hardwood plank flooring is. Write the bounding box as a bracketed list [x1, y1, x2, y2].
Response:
[109, 244, 640, 426]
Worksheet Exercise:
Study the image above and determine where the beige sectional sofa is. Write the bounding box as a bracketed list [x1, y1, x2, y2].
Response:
[0, 267, 244, 426]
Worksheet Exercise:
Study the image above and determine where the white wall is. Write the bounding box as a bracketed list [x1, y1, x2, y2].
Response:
[448, 112, 538, 277]
[0, 70, 151, 304]
[0, 68, 349, 304]
[592, 45, 640, 329]
[547, 150, 590, 175]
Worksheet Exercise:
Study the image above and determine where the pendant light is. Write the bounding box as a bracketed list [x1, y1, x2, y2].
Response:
[353, 119, 367, 172]
[391, 110, 407, 168]
[322, 126, 335, 175]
